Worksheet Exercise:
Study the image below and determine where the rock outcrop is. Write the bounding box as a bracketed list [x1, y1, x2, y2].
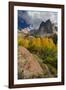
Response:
[18, 46, 44, 79]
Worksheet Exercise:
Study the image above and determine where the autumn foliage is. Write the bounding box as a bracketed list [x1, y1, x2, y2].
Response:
[18, 36, 57, 70]
[18, 37, 56, 51]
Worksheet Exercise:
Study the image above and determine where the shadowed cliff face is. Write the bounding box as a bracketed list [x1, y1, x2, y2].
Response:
[18, 46, 55, 79]
[39, 19, 53, 34]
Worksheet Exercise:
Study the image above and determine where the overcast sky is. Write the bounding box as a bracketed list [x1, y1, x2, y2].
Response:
[18, 10, 57, 29]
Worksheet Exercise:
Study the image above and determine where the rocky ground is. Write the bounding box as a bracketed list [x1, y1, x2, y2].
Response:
[18, 46, 57, 79]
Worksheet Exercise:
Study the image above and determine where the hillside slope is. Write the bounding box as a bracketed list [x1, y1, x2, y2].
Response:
[18, 46, 54, 79]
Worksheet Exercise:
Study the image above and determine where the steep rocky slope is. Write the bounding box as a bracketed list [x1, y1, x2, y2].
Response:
[18, 46, 54, 79]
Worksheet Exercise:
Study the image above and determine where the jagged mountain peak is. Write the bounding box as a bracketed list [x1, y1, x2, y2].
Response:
[46, 19, 51, 23]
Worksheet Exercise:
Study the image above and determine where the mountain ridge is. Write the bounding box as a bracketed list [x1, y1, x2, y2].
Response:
[29, 19, 57, 37]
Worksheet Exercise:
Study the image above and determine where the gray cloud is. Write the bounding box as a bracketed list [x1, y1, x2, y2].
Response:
[18, 10, 58, 29]
[27, 11, 57, 29]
